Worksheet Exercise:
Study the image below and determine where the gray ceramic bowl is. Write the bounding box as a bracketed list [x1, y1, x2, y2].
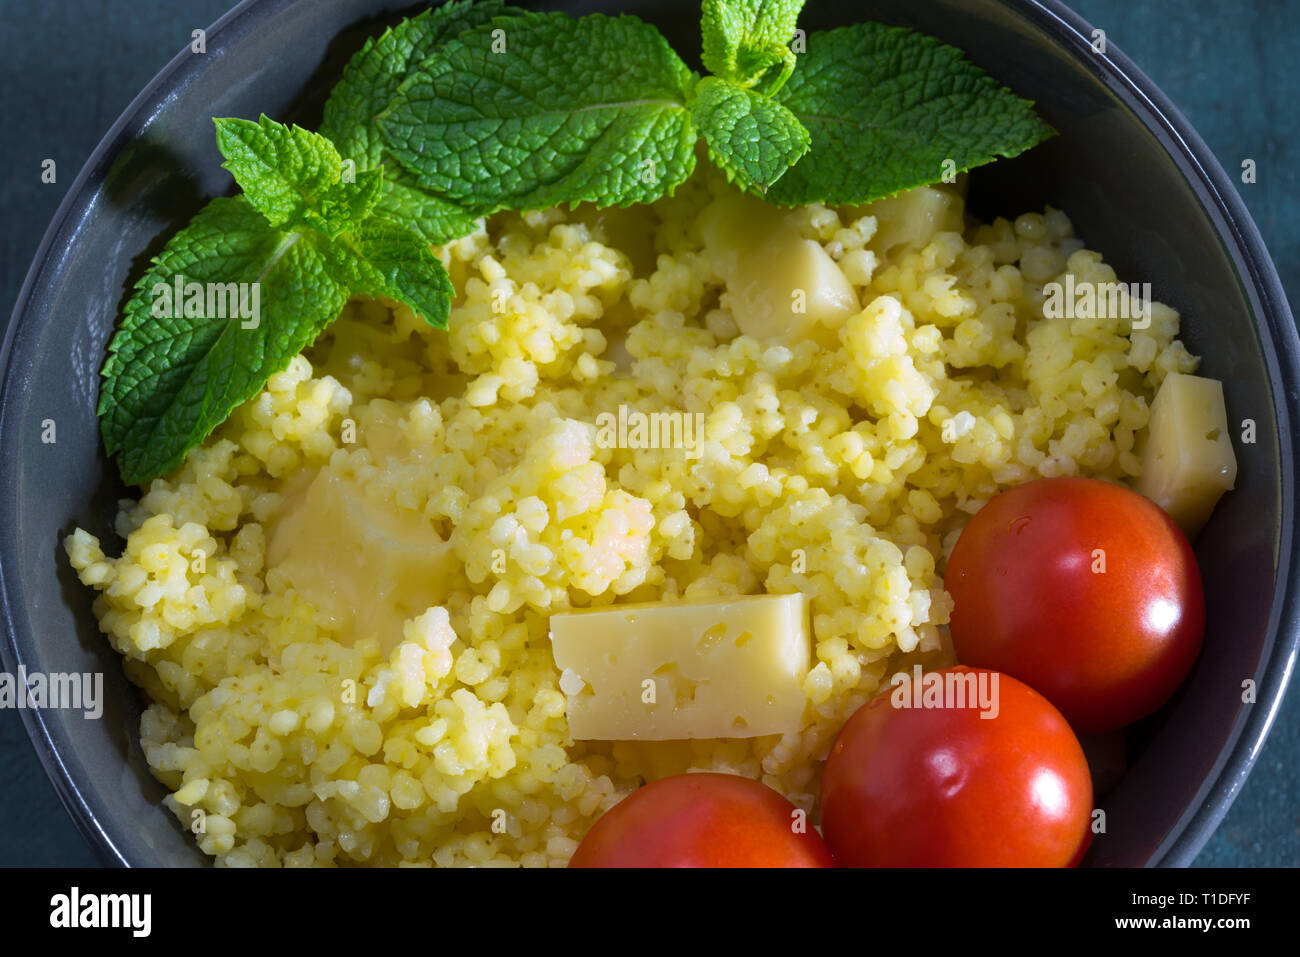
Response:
[2, 0, 1296, 867]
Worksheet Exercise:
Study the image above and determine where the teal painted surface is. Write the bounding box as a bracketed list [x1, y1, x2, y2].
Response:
[0, 0, 1295, 866]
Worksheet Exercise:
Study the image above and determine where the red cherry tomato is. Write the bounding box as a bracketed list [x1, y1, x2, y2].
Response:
[569, 772, 833, 868]
[945, 477, 1205, 733]
[820, 666, 1093, 867]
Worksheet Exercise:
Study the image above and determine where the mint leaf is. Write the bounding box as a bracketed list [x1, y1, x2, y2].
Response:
[321, 0, 522, 168]
[213, 113, 453, 328]
[99, 196, 351, 484]
[320, 0, 521, 245]
[214, 115, 382, 236]
[100, 197, 456, 485]
[326, 223, 454, 327]
[101, 110, 460, 483]
[701, 0, 803, 91]
[97, 9, 1061, 486]
[768, 23, 1057, 206]
[378, 12, 699, 214]
[691, 76, 809, 193]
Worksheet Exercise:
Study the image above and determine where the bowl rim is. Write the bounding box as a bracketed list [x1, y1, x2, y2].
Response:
[1, 0, 1296, 868]
[0, 0, 288, 867]
[1007, 0, 1300, 866]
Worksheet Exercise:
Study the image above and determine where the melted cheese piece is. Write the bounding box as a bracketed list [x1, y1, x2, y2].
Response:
[550, 594, 810, 740]
[845, 184, 965, 259]
[700, 189, 857, 344]
[1136, 372, 1237, 538]
[267, 469, 455, 651]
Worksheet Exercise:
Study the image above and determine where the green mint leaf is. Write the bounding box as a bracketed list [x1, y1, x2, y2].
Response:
[767, 23, 1057, 206]
[700, 0, 803, 90]
[378, 12, 699, 214]
[326, 223, 455, 329]
[212, 113, 453, 325]
[321, 0, 522, 169]
[100, 180, 456, 483]
[214, 115, 382, 236]
[365, 172, 476, 249]
[691, 76, 809, 193]
[99, 196, 351, 484]
[320, 1, 522, 245]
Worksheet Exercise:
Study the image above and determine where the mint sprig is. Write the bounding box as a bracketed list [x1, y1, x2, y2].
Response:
[691, 76, 809, 192]
[99, 196, 353, 484]
[319, 0, 522, 244]
[214, 115, 383, 235]
[213, 116, 452, 328]
[766, 23, 1057, 206]
[701, 0, 804, 93]
[378, 12, 700, 213]
[99, 117, 452, 484]
[98, 1, 1057, 486]
[322, 222, 454, 325]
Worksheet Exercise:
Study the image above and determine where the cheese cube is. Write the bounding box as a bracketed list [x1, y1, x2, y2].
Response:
[1136, 372, 1237, 538]
[267, 469, 456, 651]
[844, 185, 965, 258]
[549, 594, 811, 740]
[700, 188, 858, 345]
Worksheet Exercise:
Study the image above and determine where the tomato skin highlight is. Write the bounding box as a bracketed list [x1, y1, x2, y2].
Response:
[945, 477, 1205, 734]
[819, 667, 1093, 867]
[568, 772, 834, 868]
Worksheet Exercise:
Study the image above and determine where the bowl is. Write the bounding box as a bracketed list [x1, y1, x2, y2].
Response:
[2, 0, 1296, 867]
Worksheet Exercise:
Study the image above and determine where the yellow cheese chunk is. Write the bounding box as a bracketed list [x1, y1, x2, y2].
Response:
[267, 468, 455, 651]
[700, 188, 857, 344]
[1136, 372, 1237, 538]
[550, 593, 810, 740]
[845, 185, 965, 259]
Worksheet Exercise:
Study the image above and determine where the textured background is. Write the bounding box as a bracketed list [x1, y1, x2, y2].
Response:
[0, 0, 1296, 866]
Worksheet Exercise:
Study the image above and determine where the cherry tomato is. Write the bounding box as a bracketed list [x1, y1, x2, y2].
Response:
[945, 476, 1205, 733]
[820, 666, 1092, 867]
[569, 772, 833, 868]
